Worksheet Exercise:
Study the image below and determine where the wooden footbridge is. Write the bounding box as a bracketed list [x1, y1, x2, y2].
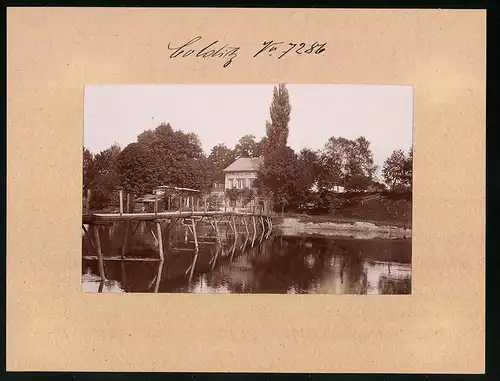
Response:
[82, 188, 275, 283]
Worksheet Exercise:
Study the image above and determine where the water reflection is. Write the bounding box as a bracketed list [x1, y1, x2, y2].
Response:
[82, 231, 411, 294]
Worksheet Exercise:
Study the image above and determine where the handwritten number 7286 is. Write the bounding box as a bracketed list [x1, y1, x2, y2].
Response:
[253, 41, 327, 59]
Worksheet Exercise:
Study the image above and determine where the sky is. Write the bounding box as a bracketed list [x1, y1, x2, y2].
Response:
[84, 84, 413, 171]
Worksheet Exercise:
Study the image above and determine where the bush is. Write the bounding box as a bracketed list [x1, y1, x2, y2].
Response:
[240, 188, 255, 206]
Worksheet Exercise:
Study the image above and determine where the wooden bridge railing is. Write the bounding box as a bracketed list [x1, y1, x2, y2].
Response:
[83, 189, 274, 217]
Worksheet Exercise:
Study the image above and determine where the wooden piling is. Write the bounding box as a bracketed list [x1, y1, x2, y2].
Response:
[120, 222, 130, 259]
[154, 260, 164, 293]
[265, 217, 272, 238]
[259, 216, 265, 242]
[214, 219, 221, 243]
[156, 221, 164, 260]
[120, 259, 128, 292]
[243, 216, 249, 235]
[119, 190, 124, 216]
[154, 193, 158, 215]
[85, 189, 91, 215]
[188, 250, 199, 281]
[191, 218, 199, 251]
[149, 223, 159, 245]
[126, 193, 130, 213]
[230, 239, 237, 261]
[252, 216, 257, 247]
[92, 224, 106, 280]
[231, 215, 237, 237]
[211, 244, 221, 270]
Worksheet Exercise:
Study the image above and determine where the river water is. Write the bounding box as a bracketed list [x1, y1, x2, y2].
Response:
[82, 223, 411, 294]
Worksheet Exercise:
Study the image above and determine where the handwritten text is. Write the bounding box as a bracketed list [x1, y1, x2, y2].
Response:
[167, 36, 240, 68]
[167, 37, 328, 68]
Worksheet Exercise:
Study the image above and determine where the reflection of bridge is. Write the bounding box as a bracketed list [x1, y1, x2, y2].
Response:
[82, 209, 274, 283]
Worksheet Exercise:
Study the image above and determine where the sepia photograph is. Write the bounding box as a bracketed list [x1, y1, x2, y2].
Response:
[82, 84, 413, 294]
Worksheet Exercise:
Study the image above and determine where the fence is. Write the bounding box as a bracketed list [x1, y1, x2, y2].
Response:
[83, 189, 274, 216]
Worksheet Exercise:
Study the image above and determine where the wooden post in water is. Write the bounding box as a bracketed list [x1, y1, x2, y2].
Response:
[156, 221, 164, 260]
[188, 248, 199, 282]
[231, 215, 238, 252]
[154, 193, 158, 215]
[252, 216, 257, 247]
[191, 197, 195, 214]
[244, 216, 249, 238]
[119, 190, 124, 216]
[231, 215, 237, 237]
[214, 219, 221, 244]
[85, 189, 91, 215]
[266, 217, 273, 239]
[92, 224, 106, 280]
[126, 193, 130, 213]
[211, 244, 221, 270]
[259, 216, 265, 242]
[121, 222, 130, 260]
[191, 218, 199, 252]
[154, 260, 164, 293]
[98, 280, 105, 293]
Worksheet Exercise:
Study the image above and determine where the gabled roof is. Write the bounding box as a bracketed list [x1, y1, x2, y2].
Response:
[223, 157, 263, 172]
[156, 185, 201, 194]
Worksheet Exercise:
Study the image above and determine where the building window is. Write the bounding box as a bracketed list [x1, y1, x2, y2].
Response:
[228, 179, 234, 188]
[236, 179, 245, 189]
[248, 179, 254, 188]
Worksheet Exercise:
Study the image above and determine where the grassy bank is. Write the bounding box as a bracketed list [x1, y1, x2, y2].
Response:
[278, 192, 412, 229]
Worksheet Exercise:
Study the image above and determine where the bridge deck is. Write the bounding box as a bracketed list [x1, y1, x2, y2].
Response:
[83, 210, 272, 224]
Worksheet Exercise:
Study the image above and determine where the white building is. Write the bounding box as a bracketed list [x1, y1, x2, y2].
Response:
[223, 157, 263, 190]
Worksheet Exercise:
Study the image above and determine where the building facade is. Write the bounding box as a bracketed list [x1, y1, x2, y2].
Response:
[223, 157, 263, 190]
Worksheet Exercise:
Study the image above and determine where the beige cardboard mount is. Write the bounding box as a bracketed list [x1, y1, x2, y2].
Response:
[7, 8, 485, 373]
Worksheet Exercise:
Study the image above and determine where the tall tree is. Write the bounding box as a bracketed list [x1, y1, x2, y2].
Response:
[92, 143, 121, 178]
[134, 123, 212, 191]
[321, 136, 376, 192]
[83, 143, 122, 209]
[256, 136, 268, 156]
[208, 143, 236, 183]
[115, 142, 160, 196]
[82, 147, 95, 191]
[297, 148, 324, 203]
[234, 135, 260, 158]
[257, 84, 296, 210]
[382, 149, 409, 190]
[321, 137, 351, 189]
[353, 137, 377, 180]
[266, 84, 291, 149]
[401, 146, 413, 189]
[257, 146, 301, 211]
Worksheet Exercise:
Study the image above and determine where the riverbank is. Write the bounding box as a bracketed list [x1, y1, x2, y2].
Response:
[273, 192, 412, 239]
[274, 213, 412, 239]
[275, 216, 411, 239]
